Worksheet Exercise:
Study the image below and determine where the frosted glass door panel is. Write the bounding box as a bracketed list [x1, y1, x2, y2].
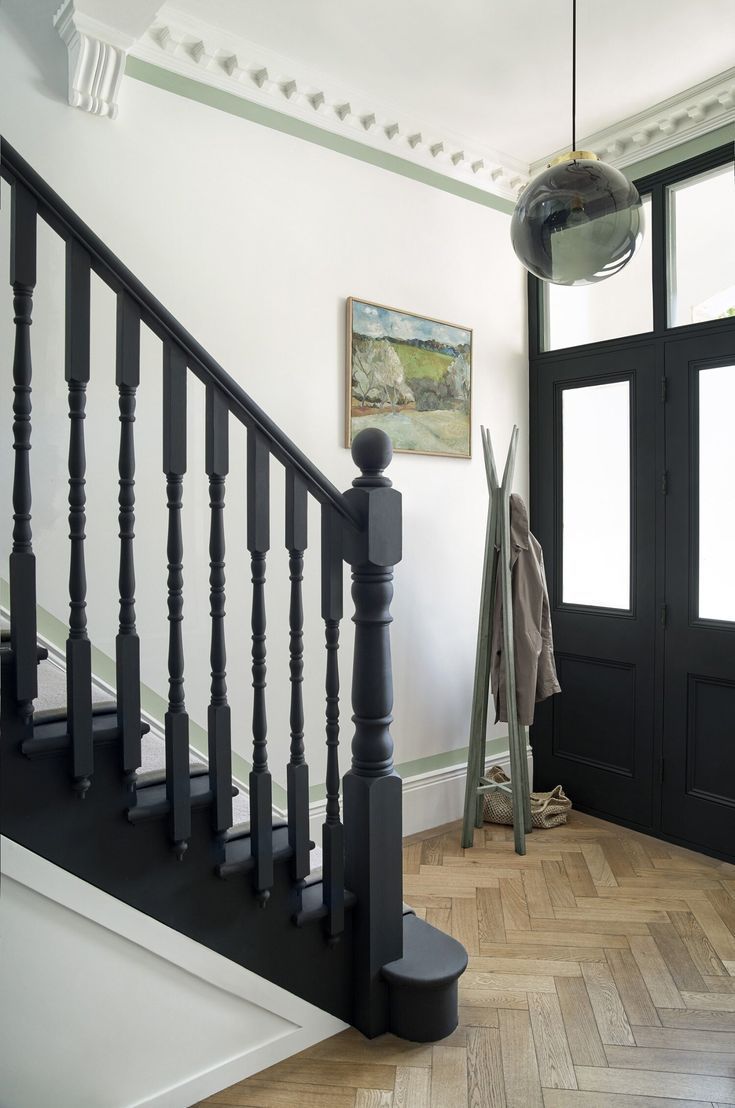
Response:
[669, 164, 735, 327]
[562, 380, 631, 609]
[699, 363, 735, 621]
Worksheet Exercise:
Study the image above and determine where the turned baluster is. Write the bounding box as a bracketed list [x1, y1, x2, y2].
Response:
[162, 343, 190, 860]
[8, 182, 38, 726]
[65, 239, 93, 798]
[206, 385, 232, 838]
[286, 469, 310, 890]
[116, 293, 141, 787]
[247, 429, 273, 904]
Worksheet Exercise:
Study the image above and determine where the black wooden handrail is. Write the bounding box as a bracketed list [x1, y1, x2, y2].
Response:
[0, 137, 361, 530]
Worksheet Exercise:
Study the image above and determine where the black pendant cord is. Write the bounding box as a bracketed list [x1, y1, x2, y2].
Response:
[571, 0, 577, 152]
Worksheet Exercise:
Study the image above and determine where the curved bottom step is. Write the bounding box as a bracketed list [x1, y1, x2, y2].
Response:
[381, 913, 468, 1043]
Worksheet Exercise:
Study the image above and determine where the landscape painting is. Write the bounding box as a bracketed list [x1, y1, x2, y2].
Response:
[346, 298, 472, 458]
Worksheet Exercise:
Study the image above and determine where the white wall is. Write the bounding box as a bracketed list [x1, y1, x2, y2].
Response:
[0, 839, 346, 1108]
[0, 0, 528, 789]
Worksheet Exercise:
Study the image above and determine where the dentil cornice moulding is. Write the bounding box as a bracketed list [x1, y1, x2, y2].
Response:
[127, 5, 530, 203]
[534, 66, 735, 174]
[53, 2, 733, 200]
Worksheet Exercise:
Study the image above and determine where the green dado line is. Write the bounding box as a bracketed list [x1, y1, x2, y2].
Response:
[125, 57, 516, 216]
[1, 580, 508, 806]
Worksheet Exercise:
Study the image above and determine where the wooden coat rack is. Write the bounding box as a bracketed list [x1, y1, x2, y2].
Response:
[461, 425, 532, 855]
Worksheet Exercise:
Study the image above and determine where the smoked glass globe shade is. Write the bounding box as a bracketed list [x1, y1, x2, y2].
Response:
[511, 152, 643, 285]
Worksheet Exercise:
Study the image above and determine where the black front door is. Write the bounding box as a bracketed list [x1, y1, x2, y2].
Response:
[532, 344, 658, 829]
[661, 332, 735, 856]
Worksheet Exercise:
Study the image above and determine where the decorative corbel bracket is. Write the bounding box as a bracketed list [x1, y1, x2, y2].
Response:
[53, 0, 164, 119]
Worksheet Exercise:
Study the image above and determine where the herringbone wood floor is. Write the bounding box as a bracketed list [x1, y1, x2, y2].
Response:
[200, 812, 735, 1107]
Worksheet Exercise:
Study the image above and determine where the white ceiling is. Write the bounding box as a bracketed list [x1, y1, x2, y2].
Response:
[164, 0, 735, 163]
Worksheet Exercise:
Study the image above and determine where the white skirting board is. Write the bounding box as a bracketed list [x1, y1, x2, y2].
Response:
[0, 838, 346, 1108]
[307, 744, 534, 844]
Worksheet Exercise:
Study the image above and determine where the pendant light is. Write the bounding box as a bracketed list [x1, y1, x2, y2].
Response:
[511, 0, 643, 286]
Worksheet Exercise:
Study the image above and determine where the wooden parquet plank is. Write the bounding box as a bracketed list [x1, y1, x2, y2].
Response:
[632, 1024, 735, 1051]
[392, 1067, 430, 1108]
[477, 885, 507, 944]
[659, 1007, 735, 1031]
[686, 898, 735, 964]
[668, 910, 729, 976]
[430, 1045, 468, 1108]
[355, 1092, 393, 1107]
[542, 860, 577, 909]
[470, 956, 583, 976]
[200, 1082, 358, 1107]
[555, 976, 608, 1068]
[562, 853, 596, 898]
[467, 1026, 506, 1108]
[580, 961, 636, 1046]
[459, 1006, 500, 1028]
[499, 1009, 544, 1108]
[481, 940, 609, 960]
[580, 843, 618, 888]
[628, 935, 685, 1009]
[528, 992, 577, 1090]
[605, 947, 661, 1026]
[682, 990, 735, 1011]
[512, 928, 630, 948]
[574, 1064, 735, 1101]
[647, 921, 708, 993]
[523, 866, 556, 919]
[451, 896, 480, 955]
[542, 1092, 711, 1108]
[605, 1043, 735, 1076]
[500, 876, 531, 932]
[426, 906, 452, 931]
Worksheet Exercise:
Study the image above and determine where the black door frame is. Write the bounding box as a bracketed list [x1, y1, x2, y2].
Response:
[528, 141, 735, 857]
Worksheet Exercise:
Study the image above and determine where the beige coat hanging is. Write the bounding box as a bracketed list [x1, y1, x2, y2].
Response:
[490, 494, 560, 726]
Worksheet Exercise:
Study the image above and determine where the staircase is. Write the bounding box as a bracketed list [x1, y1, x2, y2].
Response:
[0, 137, 466, 1048]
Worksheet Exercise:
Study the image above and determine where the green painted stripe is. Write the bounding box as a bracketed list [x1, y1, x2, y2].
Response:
[125, 57, 516, 216]
[622, 123, 734, 183]
[3, 580, 496, 803]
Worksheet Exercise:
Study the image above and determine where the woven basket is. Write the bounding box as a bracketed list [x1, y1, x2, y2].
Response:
[482, 765, 571, 828]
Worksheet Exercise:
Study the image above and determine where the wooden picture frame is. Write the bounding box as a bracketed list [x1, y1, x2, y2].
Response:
[345, 297, 473, 458]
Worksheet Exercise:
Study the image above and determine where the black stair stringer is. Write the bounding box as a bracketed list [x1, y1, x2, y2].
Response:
[0, 686, 354, 1024]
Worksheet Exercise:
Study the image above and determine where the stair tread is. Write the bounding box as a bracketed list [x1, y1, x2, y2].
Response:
[128, 772, 238, 823]
[23, 707, 150, 756]
[294, 878, 357, 926]
[218, 823, 292, 877]
[382, 912, 468, 989]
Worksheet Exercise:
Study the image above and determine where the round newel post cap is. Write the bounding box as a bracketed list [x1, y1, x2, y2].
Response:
[351, 428, 393, 487]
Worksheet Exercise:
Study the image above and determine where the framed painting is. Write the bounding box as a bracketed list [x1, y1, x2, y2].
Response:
[345, 297, 472, 458]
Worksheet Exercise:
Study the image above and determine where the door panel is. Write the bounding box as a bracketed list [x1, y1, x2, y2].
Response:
[532, 345, 658, 828]
[661, 333, 735, 856]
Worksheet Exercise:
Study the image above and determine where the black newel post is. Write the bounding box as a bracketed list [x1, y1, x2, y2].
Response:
[342, 428, 403, 1039]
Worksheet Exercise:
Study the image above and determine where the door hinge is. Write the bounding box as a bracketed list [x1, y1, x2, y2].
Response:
[661, 470, 669, 495]
[660, 603, 668, 626]
[661, 376, 668, 402]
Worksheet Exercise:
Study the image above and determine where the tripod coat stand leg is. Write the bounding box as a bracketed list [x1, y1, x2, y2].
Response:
[461, 435, 499, 848]
[498, 430, 527, 855]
